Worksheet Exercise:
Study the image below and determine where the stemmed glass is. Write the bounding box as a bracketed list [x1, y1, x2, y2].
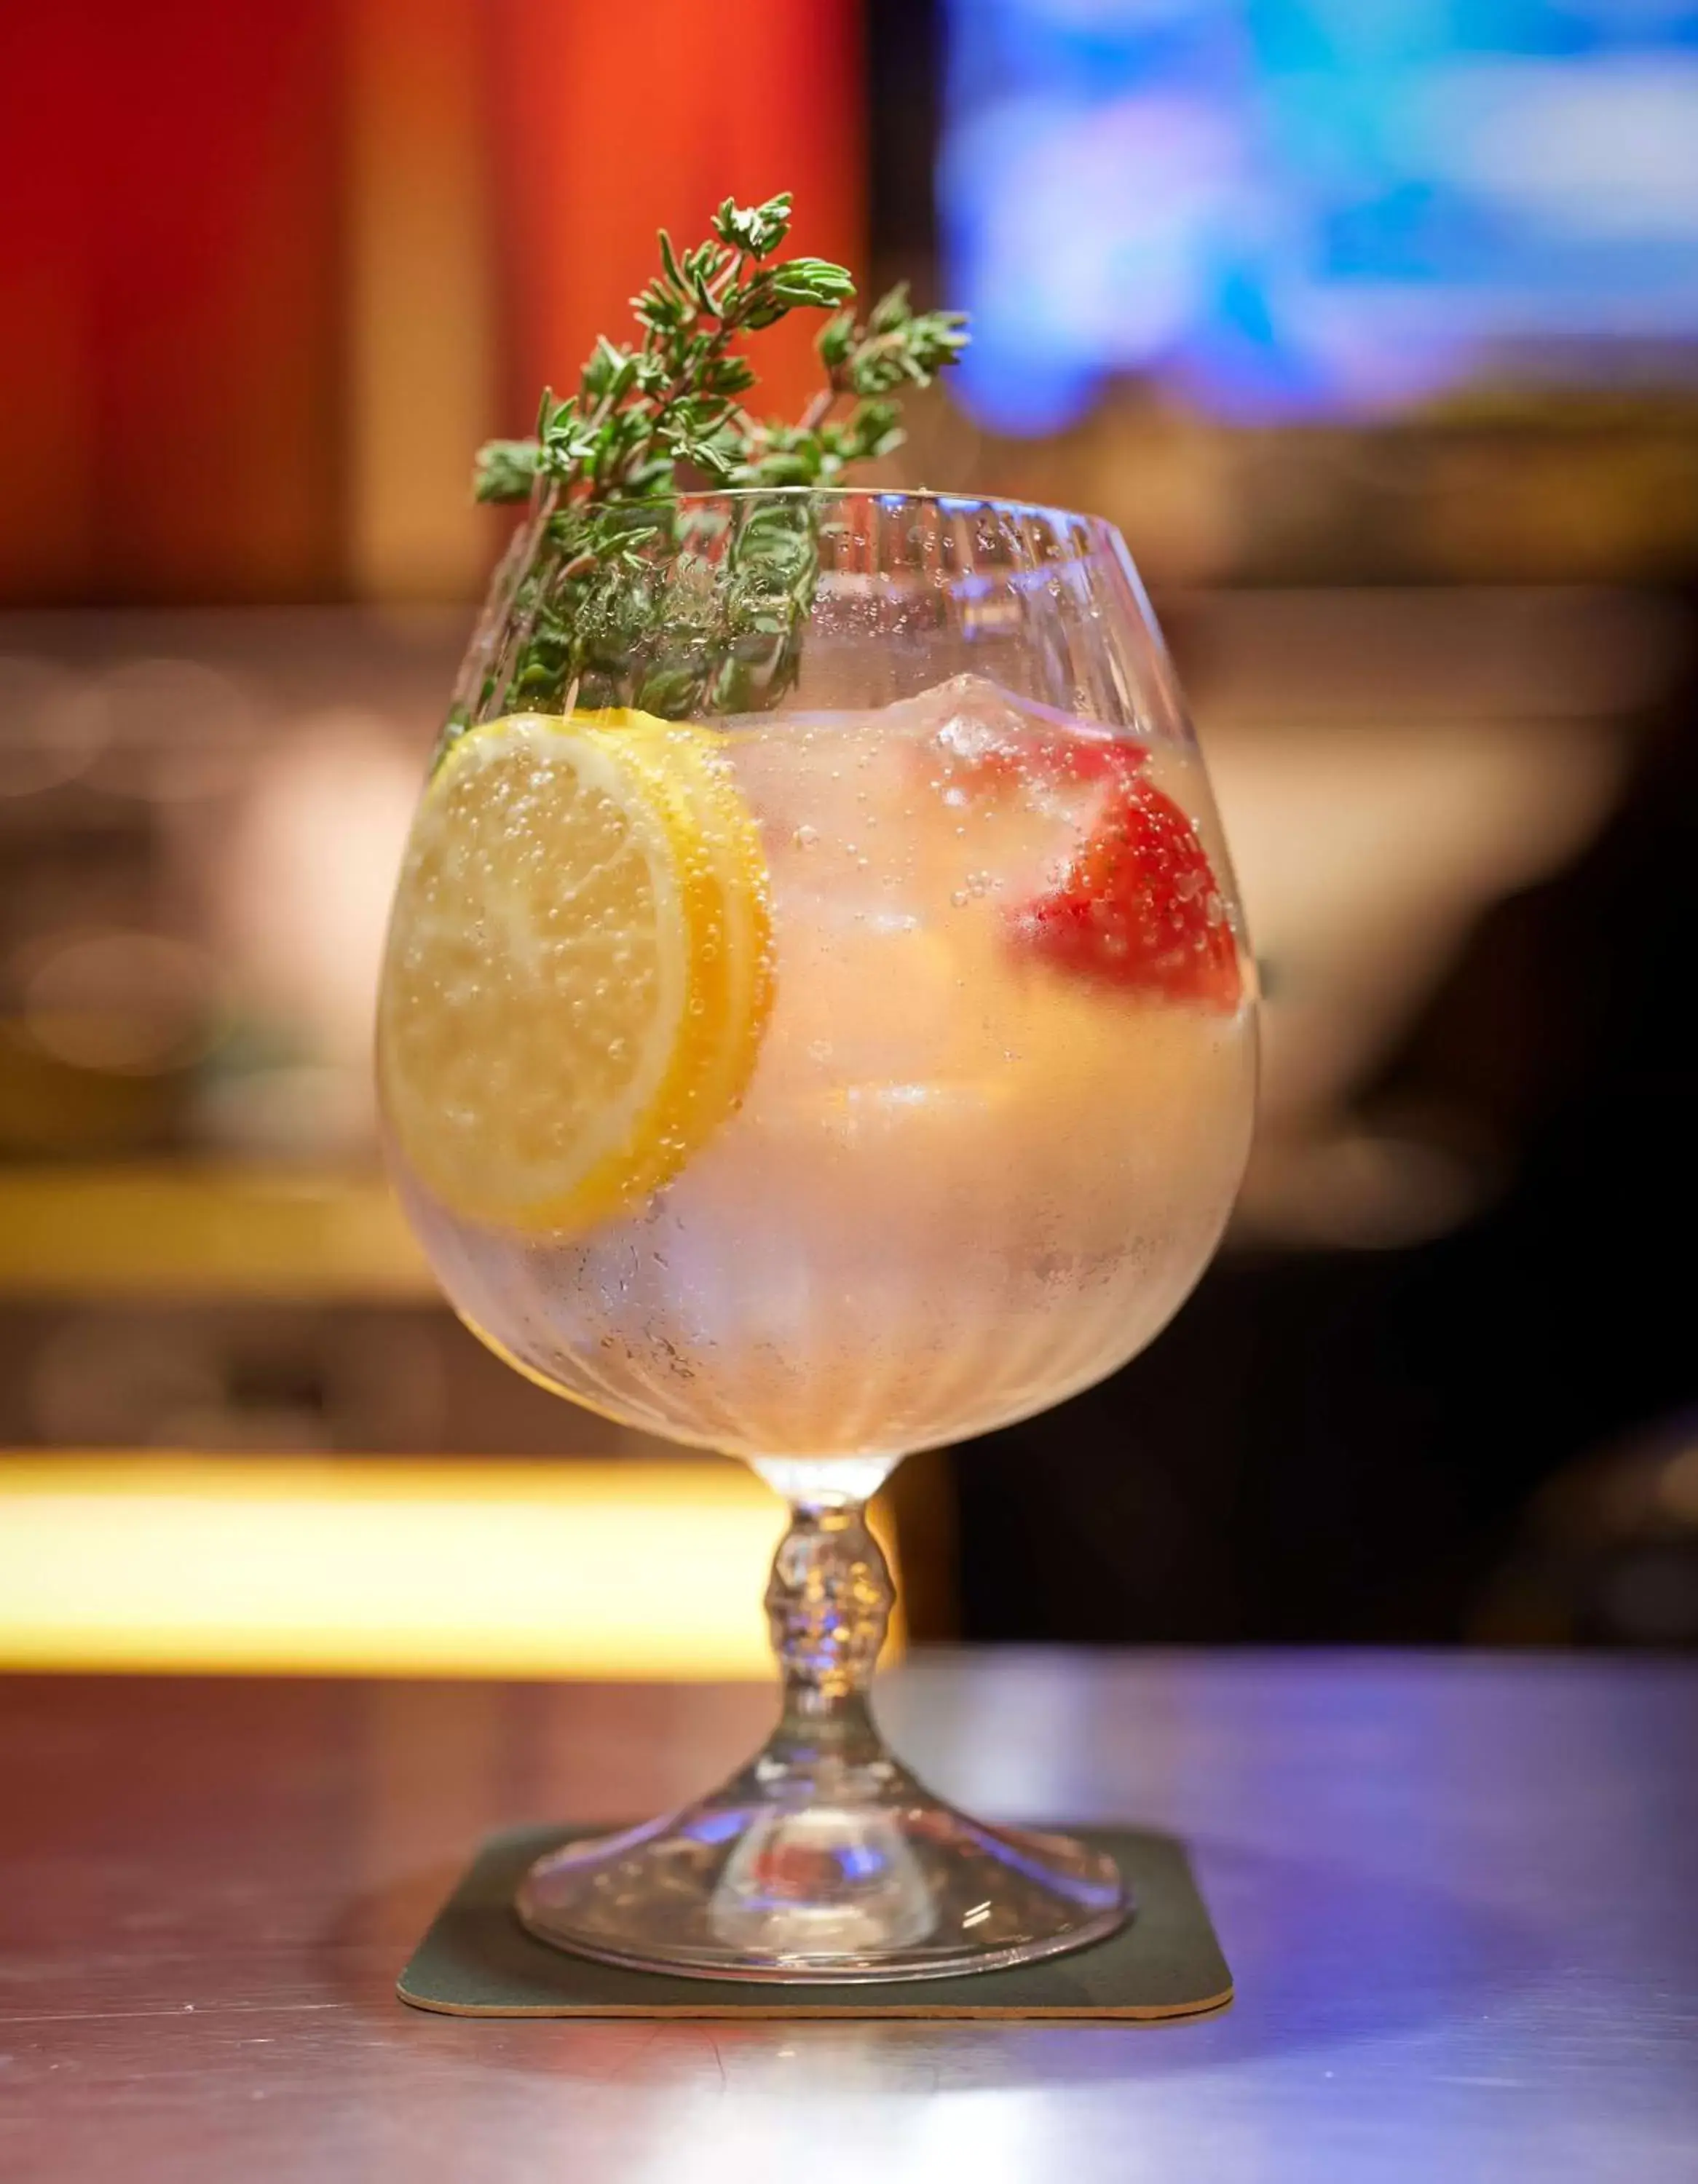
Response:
[377, 490, 1255, 1980]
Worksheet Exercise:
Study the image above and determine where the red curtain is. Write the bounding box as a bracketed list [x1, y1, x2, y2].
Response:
[0, 1, 344, 601]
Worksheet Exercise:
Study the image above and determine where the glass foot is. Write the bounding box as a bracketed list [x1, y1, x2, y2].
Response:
[516, 1481, 1124, 1982]
[516, 1761, 1126, 1982]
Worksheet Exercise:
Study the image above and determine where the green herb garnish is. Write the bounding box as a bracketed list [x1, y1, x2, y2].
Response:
[454, 191, 968, 729]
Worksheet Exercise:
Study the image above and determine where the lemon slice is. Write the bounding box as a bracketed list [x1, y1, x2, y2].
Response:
[378, 710, 772, 1233]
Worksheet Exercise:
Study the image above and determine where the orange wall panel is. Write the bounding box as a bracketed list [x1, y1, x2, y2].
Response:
[344, 0, 498, 600]
[492, 0, 865, 433]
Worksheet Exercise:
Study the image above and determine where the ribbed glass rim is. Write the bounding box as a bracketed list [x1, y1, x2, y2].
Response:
[550, 484, 1111, 532]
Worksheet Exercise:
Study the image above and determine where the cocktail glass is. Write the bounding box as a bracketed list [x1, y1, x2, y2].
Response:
[377, 491, 1256, 1980]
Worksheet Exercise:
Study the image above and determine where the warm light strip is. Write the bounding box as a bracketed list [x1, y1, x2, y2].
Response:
[0, 1167, 432, 1300]
[0, 1455, 899, 1680]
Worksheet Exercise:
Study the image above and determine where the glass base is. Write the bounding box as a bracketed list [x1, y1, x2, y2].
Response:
[516, 1751, 1127, 1984]
[518, 1471, 1124, 1982]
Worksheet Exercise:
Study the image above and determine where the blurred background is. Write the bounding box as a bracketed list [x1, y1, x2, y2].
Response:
[2, 0, 1696, 1673]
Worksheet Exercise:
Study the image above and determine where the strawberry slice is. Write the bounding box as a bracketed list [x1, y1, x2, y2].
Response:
[1012, 775, 1242, 1010]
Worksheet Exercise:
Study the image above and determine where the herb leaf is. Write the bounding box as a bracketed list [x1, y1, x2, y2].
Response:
[460, 194, 969, 727]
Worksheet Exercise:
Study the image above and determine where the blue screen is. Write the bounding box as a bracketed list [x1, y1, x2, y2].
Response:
[940, 0, 1698, 429]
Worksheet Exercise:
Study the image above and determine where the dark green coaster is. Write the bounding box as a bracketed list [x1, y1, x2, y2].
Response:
[397, 1826, 1232, 2019]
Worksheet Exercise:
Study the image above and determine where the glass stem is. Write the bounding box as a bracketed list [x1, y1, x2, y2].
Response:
[749, 1457, 901, 1785]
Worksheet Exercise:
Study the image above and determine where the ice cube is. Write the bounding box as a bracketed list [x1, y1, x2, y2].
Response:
[886, 673, 1133, 791]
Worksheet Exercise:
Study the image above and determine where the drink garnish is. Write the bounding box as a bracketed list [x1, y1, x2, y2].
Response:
[379, 712, 773, 1231]
[1013, 773, 1243, 1010]
[460, 194, 968, 728]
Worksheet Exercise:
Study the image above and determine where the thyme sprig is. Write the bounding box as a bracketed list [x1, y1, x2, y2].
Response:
[454, 192, 967, 727]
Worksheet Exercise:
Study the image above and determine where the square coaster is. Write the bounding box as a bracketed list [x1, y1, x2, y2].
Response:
[398, 1825, 1232, 2019]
